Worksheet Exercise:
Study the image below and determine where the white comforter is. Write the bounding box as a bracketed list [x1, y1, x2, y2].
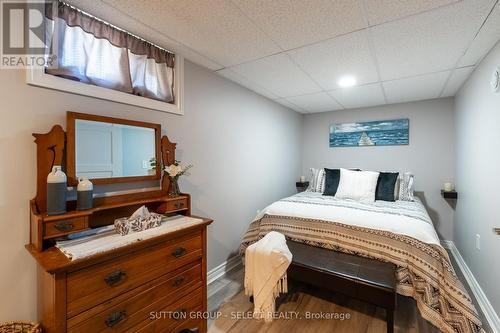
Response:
[253, 191, 440, 246]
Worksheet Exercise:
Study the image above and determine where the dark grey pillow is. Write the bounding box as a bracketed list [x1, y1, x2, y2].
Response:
[323, 168, 341, 196]
[376, 172, 399, 201]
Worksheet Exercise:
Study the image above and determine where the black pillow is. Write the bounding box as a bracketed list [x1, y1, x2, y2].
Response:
[376, 172, 399, 201]
[323, 168, 341, 196]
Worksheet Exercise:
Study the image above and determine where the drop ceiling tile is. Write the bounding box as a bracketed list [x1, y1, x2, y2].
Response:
[286, 92, 343, 113]
[216, 68, 279, 100]
[102, 0, 280, 67]
[364, 0, 458, 26]
[231, 0, 367, 49]
[383, 71, 450, 104]
[329, 83, 386, 109]
[371, 0, 495, 81]
[274, 98, 307, 113]
[229, 53, 322, 98]
[459, 3, 500, 66]
[66, 0, 223, 70]
[288, 30, 379, 90]
[441, 66, 475, 96]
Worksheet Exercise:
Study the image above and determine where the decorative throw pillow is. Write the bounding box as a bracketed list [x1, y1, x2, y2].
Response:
[323, 168, 341, 196]
[335, 168, 380, 202]
[399, 172, 415, 201]
[307, 168, 326, 193]
[375, 172, 399, 201]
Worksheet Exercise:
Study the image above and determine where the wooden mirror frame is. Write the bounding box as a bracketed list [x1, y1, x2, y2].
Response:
[66, 112, 162, 185]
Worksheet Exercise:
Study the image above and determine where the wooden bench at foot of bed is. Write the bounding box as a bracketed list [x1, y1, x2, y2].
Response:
[287, 241, 396, 333]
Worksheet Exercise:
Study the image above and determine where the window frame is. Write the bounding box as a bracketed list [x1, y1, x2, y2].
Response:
[26, 54, 184, 115]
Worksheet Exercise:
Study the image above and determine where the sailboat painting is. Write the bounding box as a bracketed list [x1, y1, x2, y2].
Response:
[329, 119, 409, 147]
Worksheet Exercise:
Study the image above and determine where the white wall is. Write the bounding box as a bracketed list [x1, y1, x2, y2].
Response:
[301, 98, 456, 240]
[0, 60, 302, 321]
[455, 41, 500, 313]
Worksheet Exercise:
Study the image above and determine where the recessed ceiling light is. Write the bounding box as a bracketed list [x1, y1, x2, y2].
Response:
[338, 76, 357, 88]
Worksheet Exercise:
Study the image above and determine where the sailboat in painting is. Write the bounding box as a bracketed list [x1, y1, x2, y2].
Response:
[358, 132, 374, 146]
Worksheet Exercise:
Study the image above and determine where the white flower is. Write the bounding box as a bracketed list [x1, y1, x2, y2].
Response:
[164, 164, 182, 177]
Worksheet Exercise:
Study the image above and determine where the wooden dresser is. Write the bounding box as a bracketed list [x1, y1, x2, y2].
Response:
[27, 113, 213, 333]
[27, 214, 212, 333]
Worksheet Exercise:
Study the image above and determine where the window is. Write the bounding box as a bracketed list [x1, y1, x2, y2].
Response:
[27, 0, 183, 114]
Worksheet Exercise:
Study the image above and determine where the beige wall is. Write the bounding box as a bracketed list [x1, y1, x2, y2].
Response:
[301, 98, 456, 240]
[0, 61, 302, 321]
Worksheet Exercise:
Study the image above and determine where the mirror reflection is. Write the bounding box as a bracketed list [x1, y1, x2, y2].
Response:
[75, 119, 156, 179]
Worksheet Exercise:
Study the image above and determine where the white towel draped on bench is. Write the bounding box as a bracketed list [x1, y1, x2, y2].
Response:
[244, 231, 292, 322]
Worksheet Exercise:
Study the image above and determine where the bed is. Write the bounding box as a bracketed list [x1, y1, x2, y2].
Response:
[240, 191, 484, 333]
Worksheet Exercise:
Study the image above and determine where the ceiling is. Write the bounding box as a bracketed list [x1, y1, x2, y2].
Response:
[67, 0, 500, 113]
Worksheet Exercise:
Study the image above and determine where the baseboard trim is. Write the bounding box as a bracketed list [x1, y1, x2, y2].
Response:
[441, 240, 500, 333]
[207, 255, 242, 285]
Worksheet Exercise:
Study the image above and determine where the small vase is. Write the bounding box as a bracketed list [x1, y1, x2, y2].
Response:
[168, 177, 180, 196]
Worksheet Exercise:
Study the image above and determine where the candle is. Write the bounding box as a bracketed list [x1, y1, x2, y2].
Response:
[299, 176, 306, 183]
[444, 182, 454, 192]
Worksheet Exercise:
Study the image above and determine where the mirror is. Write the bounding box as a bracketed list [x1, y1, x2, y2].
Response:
[67, 112, 161, 184]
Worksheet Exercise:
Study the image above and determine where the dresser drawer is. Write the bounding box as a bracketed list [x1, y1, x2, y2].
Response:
[67, 231, 202, 317]
[129, 288, 203, 333]
[44, 217, 88, 239]
[68, 263, 202, 332]
[166, 198, 188, 211]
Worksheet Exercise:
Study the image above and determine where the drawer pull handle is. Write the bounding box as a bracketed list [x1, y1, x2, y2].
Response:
[173, 276, 185, 287]
[104, 270, 127, 286]
[173, 308, 187, 321]
[171, 247, 187, 258]
[174, 202, 185, 209]
[105, 310, 126, 327]
[54, 221, 74, 232]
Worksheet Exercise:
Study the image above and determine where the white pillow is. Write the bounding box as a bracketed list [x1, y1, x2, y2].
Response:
[335, 168, 380, 202]
[394, 176, 401, 200]
[307, 168, 325, 193]
[399, 172, 414, 201]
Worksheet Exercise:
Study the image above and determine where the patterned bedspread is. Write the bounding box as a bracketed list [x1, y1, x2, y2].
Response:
[240, 193, 484, 333]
